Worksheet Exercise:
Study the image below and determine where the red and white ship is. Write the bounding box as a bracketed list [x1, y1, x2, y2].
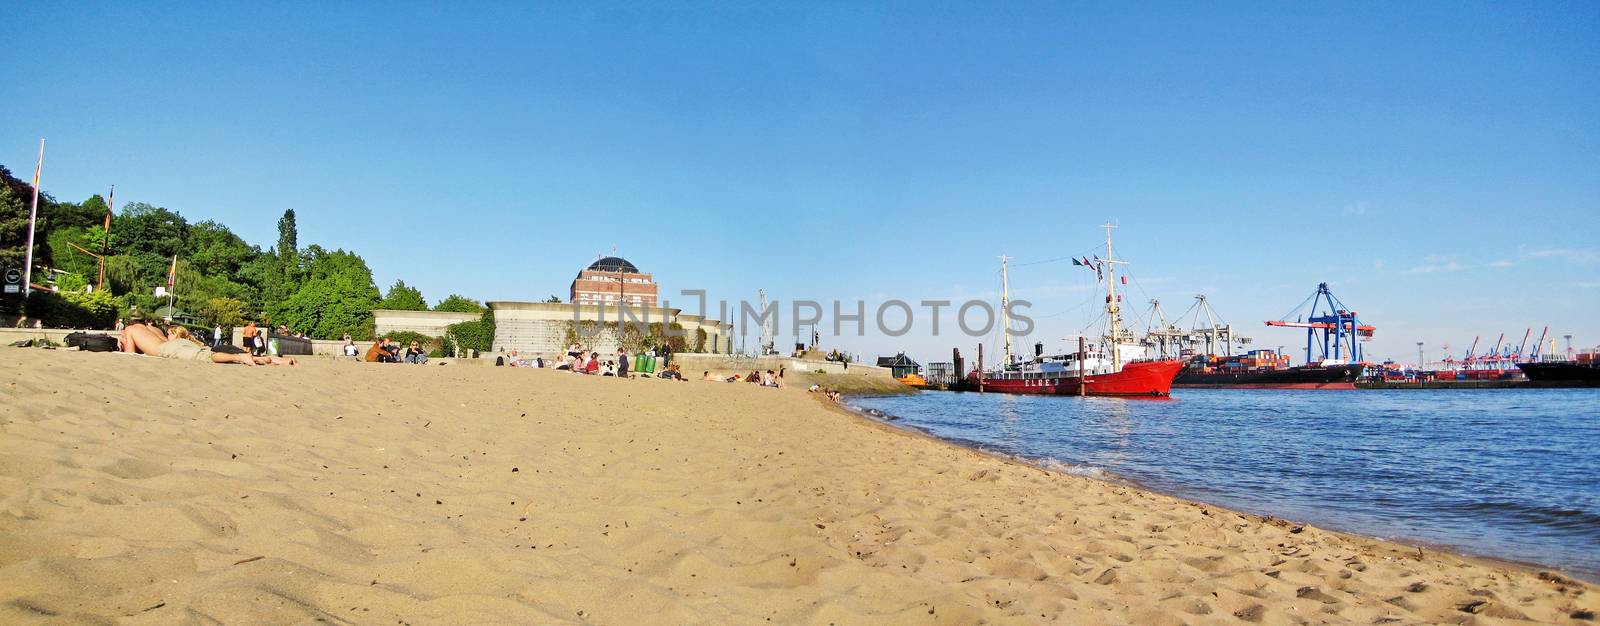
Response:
[965, 225, 1185, 397]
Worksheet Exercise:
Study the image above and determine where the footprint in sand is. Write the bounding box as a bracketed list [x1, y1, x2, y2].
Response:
[99, 458, 171, 480]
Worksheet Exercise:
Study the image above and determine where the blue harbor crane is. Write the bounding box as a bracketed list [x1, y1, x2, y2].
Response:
[1265, 283, 1376, 365]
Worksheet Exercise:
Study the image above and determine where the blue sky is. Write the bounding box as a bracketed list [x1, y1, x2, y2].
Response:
[6, 2, 1597, 365]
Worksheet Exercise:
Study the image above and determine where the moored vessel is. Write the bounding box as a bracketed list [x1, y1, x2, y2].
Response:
[1517, 350, 1600, 388]
[1174, 350, 1363, 389]
[967, 225, 1184, 397]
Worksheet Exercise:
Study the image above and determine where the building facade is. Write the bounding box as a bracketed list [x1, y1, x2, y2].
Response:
[571, 256, 658, 307]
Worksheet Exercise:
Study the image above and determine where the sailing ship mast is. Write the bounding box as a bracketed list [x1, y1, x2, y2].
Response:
[1000, 255, 1011, 366]
[1103, 223, 1121, 370]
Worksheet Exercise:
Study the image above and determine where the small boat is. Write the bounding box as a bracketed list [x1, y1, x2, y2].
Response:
[967, 225, 1185, 397]
[895, 373, 932, 388]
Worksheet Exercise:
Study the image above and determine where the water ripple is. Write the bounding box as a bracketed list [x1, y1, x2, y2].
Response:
[851, 388, 1600, 580]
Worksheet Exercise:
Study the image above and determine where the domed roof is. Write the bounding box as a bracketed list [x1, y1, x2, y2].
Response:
[587, 256, 639, 273]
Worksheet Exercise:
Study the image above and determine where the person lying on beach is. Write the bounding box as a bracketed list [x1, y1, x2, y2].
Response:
[702, 370, 715, 381]
[119, 324, 293, 366]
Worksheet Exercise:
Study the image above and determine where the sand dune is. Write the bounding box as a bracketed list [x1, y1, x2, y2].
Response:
[1, 348, 1593, 624]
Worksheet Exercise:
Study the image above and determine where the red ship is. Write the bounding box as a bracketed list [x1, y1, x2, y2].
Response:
[966, 225, 1185, 397]
[967, 355, 1185, 396]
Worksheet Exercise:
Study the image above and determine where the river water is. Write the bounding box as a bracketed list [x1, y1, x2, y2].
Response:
[849, 388, 1600, 580]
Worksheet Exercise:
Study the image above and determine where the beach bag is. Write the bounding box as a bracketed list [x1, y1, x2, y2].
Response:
[65, 332, 119, 352]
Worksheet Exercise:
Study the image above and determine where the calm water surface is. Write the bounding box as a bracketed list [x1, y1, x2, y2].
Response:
[849, 389, 1600, 580]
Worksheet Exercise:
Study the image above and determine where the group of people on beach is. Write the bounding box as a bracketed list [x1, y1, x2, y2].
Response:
[358, 337, 429, 364]
[117, 319, 295, 366]
[498, 344, 690, 381]
[708, 368, 785, 388]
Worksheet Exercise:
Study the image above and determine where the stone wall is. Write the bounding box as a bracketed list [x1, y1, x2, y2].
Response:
[371, 310, 483, 338]
[487, 301, 732, 357]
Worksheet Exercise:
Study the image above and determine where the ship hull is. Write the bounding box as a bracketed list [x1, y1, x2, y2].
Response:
[1515, 362, 1600, 388]
[970, 360, 1185, 397]
[1173, 363, 1364, 390]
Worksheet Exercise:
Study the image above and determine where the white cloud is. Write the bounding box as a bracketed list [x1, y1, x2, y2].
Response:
[1342, 201, 1370, 216]
[1524, 247, 1600, 265]
[1486, 259, 1514, 268]
[1578, 281, 1600, 289]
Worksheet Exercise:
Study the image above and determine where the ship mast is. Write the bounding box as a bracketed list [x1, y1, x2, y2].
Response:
[1103, 223, 1121, 370]
[1000, 254, 1011, 366]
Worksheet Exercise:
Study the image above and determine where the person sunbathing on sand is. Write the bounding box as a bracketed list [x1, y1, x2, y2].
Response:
[120, 323, 294, 366]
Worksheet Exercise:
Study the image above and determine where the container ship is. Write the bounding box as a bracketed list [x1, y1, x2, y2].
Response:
[1174, 349, 1363, 389]
[1142, 283, 1374, 390]
[965, 225, 1185, 397]
[1517, 350, 1600, 388]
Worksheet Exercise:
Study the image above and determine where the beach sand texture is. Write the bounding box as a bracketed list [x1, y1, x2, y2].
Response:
[1, 349, 1593, 625]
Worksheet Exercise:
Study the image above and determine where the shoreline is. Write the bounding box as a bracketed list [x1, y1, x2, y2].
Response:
[835, 395, 1599, 585]
[3, 349, 1595, 623]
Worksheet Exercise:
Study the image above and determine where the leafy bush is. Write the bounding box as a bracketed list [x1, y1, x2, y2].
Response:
[382, 330, 447, 358]
[444, 310, 495, 354]
[22, 289, 118, 328]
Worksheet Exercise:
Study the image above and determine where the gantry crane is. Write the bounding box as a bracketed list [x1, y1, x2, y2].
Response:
[1265, 282, 1375, 364]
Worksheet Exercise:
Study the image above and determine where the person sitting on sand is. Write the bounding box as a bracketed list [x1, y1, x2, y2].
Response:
[119, 323, 293, 366]
[366, 338, 397, 363]
[404, 340, 428, 364]
[584, 352, 601, 374]
[343, 339, 359, 357]
[554, 355, 571, 371]
[747, 370, 763, 384]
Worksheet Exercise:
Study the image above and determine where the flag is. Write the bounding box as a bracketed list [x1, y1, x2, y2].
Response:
[167, 254, 177, 289]
[1121, 276, 1127, 285]
[1072, 258, 1083, 266]
[104, 186, 114, 233]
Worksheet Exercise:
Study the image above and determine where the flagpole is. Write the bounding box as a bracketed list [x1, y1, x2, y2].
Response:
[166, 254, 177, 321]
[21, 138, 44, 298]
[99, 185, 113, 290]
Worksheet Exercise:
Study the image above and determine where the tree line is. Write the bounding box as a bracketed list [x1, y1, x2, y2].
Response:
[0, 163, 489, 342]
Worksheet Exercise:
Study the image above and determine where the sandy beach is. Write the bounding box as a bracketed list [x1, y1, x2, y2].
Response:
[1, 349, 1593, 625]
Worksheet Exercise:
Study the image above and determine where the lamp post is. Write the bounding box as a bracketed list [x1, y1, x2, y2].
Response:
[1417, 341, 1424, 369]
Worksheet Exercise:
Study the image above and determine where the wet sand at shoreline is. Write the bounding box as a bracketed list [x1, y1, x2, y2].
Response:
[1, 349, 1593, 624]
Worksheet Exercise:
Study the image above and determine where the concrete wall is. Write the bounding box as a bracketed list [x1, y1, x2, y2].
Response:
[0, 327, 80, 345]
[371, 310, 483, 337]
[486, 301, 732, 357]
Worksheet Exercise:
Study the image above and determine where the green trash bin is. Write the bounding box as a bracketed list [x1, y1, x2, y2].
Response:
[644, 355, 657, 373]
[634, 353, 646, 373]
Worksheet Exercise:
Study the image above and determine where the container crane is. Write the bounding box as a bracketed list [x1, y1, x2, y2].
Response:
[1265, 282, 1375, 365]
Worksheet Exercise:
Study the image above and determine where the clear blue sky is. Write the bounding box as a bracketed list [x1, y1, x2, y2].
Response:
[7, 2, 1597, 365]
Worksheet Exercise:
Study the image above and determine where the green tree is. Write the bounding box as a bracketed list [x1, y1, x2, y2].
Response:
[0, 165, 49, 275]
[545, 295, 562, 303]
[45, 226, 99, 279]
[266, 245, 380, 339]
[200, 296, 247, 329]
[378, 279, 428, 311]
[276, 209, 298, 260]
[434, 294, 485, 313]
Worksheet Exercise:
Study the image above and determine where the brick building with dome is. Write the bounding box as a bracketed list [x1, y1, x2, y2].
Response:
[570, 256, 658, 307]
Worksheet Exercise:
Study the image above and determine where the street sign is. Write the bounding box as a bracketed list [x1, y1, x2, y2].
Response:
[3, 268, 20, 294]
